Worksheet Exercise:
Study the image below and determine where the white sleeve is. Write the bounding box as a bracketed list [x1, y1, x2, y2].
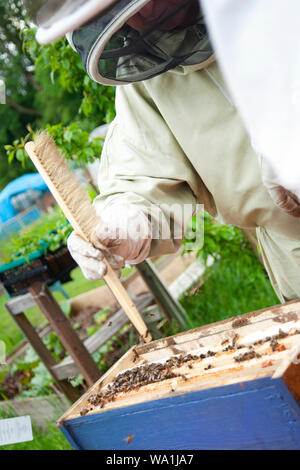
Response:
[201, 0, 300, 192]
[94, 83, 200, 258]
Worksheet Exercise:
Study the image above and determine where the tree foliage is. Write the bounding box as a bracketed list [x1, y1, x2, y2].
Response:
[21, 25, 116, 126]
[0, 1, 38, 189]
[0, 0, 116, 189]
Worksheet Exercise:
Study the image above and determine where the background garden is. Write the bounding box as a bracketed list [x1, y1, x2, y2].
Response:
[0, 1, 279, 450]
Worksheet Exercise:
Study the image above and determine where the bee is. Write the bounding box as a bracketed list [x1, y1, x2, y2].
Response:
[125, 434, 133, 444]
[189, 285, 201, 296]
[132, 348, 139, 363]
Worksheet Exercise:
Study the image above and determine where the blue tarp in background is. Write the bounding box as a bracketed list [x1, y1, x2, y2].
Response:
[0, 173, 49, 223]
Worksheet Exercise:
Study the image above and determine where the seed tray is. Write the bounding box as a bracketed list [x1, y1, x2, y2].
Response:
[0, 245, 76, 297]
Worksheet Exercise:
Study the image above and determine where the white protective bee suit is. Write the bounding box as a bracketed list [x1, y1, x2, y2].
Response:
[90, 59, 300, 303]
[33, 0, 300, 303]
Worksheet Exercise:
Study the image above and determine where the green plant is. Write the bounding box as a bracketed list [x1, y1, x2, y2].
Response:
[42, 333, 64, 361]
[1, 233, 47, 264]
[69, 374, 84, 388]
[12, 348, 40, 374]
[4, 22, 115, 169]
[22, 362, 53, 397]
[1, 5, 116, 190]
[5, 121, 104, 168]
[60, 300, 72, 318]
[183, 212, 256, 266]
[0, 3, 40, 191]
[1, 206, 73, 264]
[21, 25, 116, 123]
[42, 225, 73, 252]
[0, 331, 66, 399]
[181, 213, 279, 329]
[94, 307, 110, 325]
[92, 341, 115, 373]
[86, 325, 100, 338]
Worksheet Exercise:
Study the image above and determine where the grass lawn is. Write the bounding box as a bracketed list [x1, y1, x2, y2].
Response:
[180, 256, 279, 329]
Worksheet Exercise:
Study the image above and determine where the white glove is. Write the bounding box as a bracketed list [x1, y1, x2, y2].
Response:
[67, 200, 152, 281]
[260, 156, 300, 218]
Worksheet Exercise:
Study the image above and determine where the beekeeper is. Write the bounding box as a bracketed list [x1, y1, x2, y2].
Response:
[25, 0, 300, 303]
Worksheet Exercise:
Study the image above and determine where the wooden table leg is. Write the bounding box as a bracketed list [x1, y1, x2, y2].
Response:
[29, 282, 101, 386]
[5, 305, 80, 403]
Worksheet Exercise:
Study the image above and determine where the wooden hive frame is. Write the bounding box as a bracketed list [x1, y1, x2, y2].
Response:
[58, 300, 300, 450]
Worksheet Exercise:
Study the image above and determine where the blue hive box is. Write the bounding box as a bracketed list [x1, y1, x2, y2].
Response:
[58, 301, 300, 450]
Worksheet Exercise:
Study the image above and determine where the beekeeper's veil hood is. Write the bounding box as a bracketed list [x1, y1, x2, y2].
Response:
[25, 0, 213, 85]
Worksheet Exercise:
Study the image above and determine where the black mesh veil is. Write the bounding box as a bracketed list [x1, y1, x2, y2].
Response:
[70, 0, 214, 85]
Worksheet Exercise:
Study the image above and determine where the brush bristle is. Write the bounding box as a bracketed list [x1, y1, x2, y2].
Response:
[34, 131, 105, 250]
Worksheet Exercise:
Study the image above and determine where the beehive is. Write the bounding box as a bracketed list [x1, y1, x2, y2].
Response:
[58, 301, 300, 449]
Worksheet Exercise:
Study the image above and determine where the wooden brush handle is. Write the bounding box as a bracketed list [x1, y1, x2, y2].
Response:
[104, 263, 151, 342]
[67, 222, 152, 344]
[25, 141, 151, 343]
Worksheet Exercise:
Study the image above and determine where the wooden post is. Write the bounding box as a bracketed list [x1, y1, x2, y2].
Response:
[5, 305, 80, 403]
[136, 260, 188, 328]
[29, 282, 101, 387]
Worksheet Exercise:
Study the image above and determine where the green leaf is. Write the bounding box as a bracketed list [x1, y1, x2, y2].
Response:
[94, 307, 110, 325]
[8, 150, 15, 163]
[0, 368, 7, 385]
[60, 299, 71, 317]
[30, 362, 52, 389]
[13, 348, 40, 372]
[63, 129, 73, 142]
[16, 149, 25, 162]
[50, 69, 56, 84]
[69, 374, 84, 387]
[86, 325, 100, 337]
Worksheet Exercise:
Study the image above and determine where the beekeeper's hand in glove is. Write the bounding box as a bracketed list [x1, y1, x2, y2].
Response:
[260, 156, 300, 218]
[67, 200, 152, 280]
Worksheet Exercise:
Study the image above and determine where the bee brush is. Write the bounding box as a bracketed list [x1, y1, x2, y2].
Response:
[25, 131, 152, 343]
